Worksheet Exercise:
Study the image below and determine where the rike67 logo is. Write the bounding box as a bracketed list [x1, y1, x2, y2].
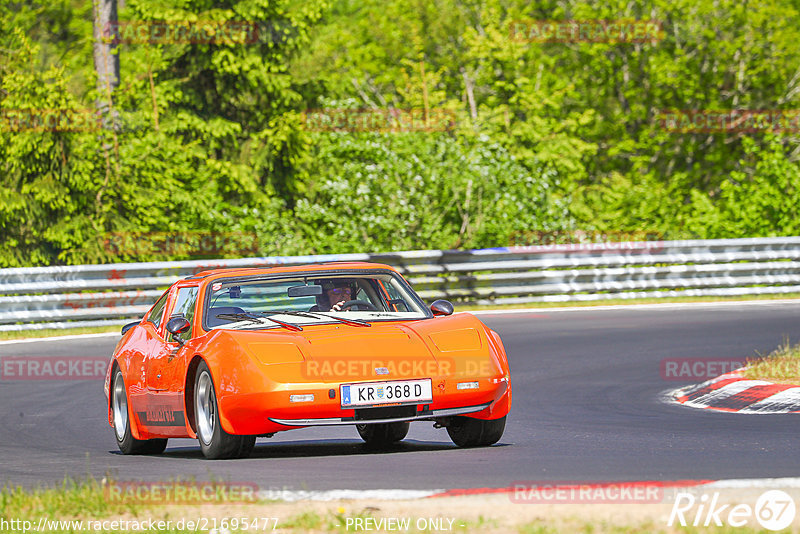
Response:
[668, 490, 796, 531]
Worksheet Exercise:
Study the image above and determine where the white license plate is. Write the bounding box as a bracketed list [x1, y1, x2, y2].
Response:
[340, 379, 432, 408]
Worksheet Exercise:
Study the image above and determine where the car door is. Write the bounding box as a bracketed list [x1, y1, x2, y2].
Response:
[127, 289, 169, 416]
[141, 285, 198, 436]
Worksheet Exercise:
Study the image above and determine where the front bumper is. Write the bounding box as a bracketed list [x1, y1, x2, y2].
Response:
[268, 401, 492, 426]
[219, 376, 510, 435]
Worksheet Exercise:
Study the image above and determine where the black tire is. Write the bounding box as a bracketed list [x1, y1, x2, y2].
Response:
[446, 416, 506, 448]
[111, 370, 168, 455]
[356, 422, 410, 448]
[194, 362, 256, 459]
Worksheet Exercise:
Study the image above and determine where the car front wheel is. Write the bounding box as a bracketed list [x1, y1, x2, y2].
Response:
[112, 369, 168, 455]
[356, 422, 409, 448]
[446, 416, 506, 448]
[194, 362, 255, 459]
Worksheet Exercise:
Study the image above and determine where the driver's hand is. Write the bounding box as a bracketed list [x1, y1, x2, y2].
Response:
[330, 300, 346, 312]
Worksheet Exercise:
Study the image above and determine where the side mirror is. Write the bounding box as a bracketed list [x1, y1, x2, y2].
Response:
[166, 316, 191, 345]
[121, 321, 140, 336]
[430, 300, 454, 316]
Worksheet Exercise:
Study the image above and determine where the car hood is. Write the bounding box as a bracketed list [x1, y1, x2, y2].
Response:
[225, 313, 495, 382]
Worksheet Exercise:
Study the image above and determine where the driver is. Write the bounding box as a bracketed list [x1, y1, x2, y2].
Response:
[327, 281, 353, 312]
[312, 280, 358, 312]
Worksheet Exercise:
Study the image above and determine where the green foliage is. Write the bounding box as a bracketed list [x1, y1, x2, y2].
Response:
[294, 107, 565, 252]
[0, 0, 323, 266]
[0, 28, 103, 266]
[3, 0, 800, 266]
[705, 137, 800, 237]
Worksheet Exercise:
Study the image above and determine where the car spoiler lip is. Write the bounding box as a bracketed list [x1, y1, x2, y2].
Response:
[268, 402, 492, 427]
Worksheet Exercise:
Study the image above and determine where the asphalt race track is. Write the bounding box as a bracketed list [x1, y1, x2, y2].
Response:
[3, 301, 800, 491]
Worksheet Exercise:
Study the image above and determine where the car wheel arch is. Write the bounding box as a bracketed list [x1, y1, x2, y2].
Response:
[110, 361, 147, 441]
[184, 355, 205, 437]
[184, 354, 238, 438]
[107, 360, 120, 427]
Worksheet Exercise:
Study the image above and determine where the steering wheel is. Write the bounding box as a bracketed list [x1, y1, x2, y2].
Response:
[337, 299, 379, 311]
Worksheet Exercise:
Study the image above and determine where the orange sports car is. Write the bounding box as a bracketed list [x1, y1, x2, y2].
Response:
[104, 262, 511, 459]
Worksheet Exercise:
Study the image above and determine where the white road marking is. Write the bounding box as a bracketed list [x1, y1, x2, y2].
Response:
[259, 489, 444, 501]
[259, 478, 800, 501]
[705, 478, 800, 489]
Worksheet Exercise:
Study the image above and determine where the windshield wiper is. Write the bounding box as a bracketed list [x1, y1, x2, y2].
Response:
[215, 312, 303, 332]
[271, 310, 371, 327]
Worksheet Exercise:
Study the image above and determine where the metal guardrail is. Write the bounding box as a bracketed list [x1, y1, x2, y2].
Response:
[2, 237, 800, 331]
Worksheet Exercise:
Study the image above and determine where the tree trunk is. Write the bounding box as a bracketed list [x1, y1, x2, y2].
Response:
[91, 0, 120, 230]
[92, 0, 120, 116]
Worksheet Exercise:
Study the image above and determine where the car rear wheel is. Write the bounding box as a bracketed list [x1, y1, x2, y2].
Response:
[356, 422, 409, 447]
[446, 415, 506, 448]
[112, 369, 168, 455]
[194, 362, 255, 459]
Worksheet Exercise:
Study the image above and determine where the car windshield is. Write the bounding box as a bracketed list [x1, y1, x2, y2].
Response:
[204, 272, 429, 330]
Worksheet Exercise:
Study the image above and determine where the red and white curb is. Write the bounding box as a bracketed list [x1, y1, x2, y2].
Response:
[671, 370, 800, 413]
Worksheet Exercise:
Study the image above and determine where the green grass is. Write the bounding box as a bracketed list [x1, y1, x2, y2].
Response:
[1, 477, 140, 521]
[741, 338, 800, 384]
[0, 325, 120, 341]
[278, 511, 332, 531]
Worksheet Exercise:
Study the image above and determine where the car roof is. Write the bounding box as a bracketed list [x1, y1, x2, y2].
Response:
[185, 261, 399, 281]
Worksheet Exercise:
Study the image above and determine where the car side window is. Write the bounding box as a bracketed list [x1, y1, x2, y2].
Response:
[146, 291, 170, 329]
[356, 281, 385, 310]
[356, 286, 367, 301]
[171, 287, 199, 324]
[380, 279, 411, 312]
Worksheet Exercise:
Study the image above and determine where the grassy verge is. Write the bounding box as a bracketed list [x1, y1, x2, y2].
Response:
[0, 325, 121, 341]
[2, 478, 139, 520]
[741, 339, 800, 384]
[2, 479, 798, 533]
